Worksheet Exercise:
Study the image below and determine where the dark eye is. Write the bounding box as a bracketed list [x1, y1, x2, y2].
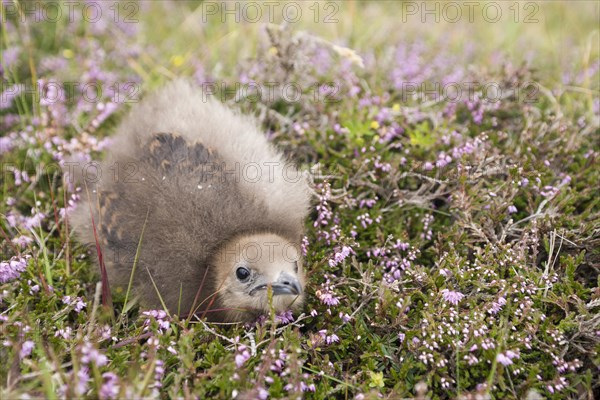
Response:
[236, 267, 251, 282]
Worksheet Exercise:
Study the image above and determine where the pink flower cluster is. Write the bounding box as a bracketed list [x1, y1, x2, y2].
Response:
[316, 275, 340, 308]
[318, 329, 340, 345]
[440, 289, 465, 306]
[328, 245, 352, 268]
[141, 310, 171, 333]
[0, 255, 30, 283]
[496, 350, 519, 366]
[62, 295, 87, 313]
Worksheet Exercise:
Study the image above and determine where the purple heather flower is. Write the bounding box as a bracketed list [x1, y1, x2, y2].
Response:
[505, 350, 519, 360]
[39, 56, 68, 73]
[318, 291, 340, 306]
[357, 213, 374, 229]
[75, 367, 90, 396]
[91, 102, 119, 128]
[540, 185, 559, 198]
[496, 353, 513, 366]
[0, 255, 30, 283]
[258, 388, 269, 399]
[340, 312, 352, 323]
[100, 372, 119, 400]
[142, 310, 170, 332]
[311, 46, 333, 75]
[328, 246, 352, 267]
[488, 297, 507, 315]
[375, 107, 392, 123]
[12, 235, 33, 248]
[12, 169, 30, 186]
[19, 340, 34, 359]
[81, 342, 108, 367]
[0, 46, 20, 75]
[318, 329, 340, 345]
[28, 281, 40, 295]
[152, 359, 165, 390]
[481, 339, 495, 350]
[0, 136, 14, 154]
[436, 152, 452, 168]
[373, 158, 392, 172]
[301, 382, 316, 392]
[560, 175, 572, 186]
[270, 350, 287, 373]
[23, 211, 46, 230]
[75, 298, 86, 312]
[301, 236, 309, 257]
[60, 193, 80, 219]
[359, 198, 377, 209]
[393, 240, 410, 251]
[276, 310, 294, 324]
[235, 345, 251, 368]
[55, 327, 73, 340]
[63, 296, 87, 313]
[440, 289, 465, 305]
[507, 205, 518, 214]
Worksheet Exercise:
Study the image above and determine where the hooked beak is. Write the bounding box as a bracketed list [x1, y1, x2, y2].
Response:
[250, 272, 302, 296]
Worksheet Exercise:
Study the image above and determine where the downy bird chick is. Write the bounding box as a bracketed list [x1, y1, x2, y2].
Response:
[69, 80, 310, 323]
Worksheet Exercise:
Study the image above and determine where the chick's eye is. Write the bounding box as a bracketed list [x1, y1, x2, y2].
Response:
[236, 267, 251, 282]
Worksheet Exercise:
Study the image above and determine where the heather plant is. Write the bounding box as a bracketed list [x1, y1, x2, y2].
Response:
[1, 1, 599, 399]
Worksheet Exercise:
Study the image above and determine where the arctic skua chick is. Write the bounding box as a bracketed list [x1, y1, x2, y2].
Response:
[70, 80, 310, 323]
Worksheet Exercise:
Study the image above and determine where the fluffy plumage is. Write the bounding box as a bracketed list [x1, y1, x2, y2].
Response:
[70, 80, 310, 322]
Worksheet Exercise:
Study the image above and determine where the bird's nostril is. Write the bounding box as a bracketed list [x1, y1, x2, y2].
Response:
[283, 281, 291, 285]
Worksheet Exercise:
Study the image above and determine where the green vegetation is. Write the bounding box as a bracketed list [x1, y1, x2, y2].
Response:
[1, 1, 598, 398]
